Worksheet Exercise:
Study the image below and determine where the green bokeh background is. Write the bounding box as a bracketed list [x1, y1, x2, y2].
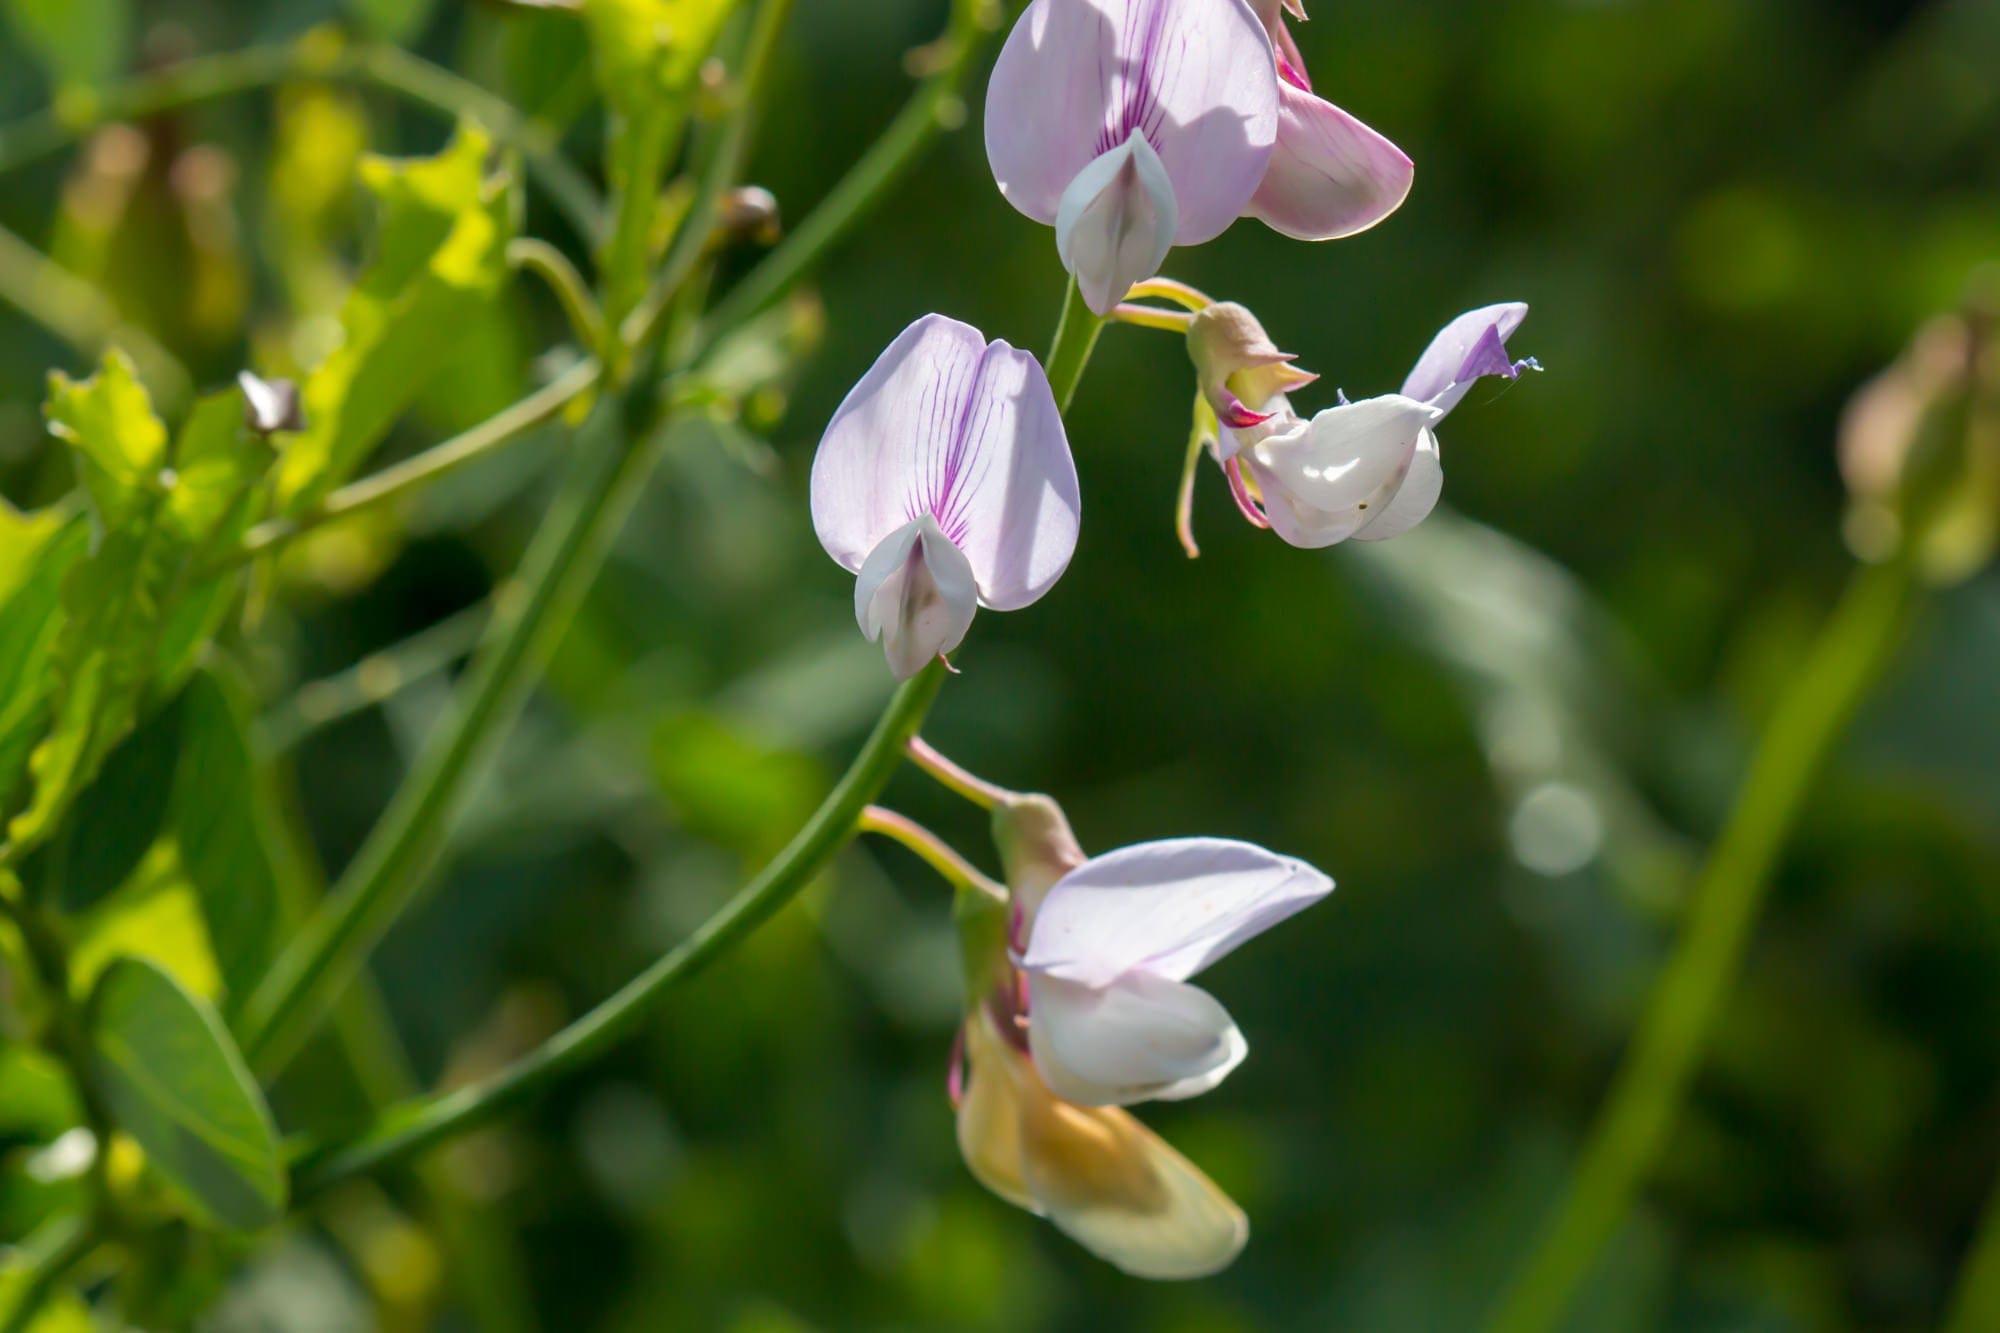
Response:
[3, 0, 1999, 1329]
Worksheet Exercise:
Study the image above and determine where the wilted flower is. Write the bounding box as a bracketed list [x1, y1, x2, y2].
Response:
[952, 793, 1333, 1277]
[811, 315, 1080, 678]
[1243, 0, 1414, 241]
[984, 0, 1280, 315]
[1218, 303, 1538, 548]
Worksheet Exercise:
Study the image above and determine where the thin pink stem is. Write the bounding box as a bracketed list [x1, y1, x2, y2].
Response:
[906, 736, 1014, 809]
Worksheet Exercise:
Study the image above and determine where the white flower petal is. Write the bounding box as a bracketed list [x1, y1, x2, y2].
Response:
[1245, 394, 1438, 548]
[1021, 837, 1333, 988]
[1351, 426, 1442, 542]
[854, 515, 978, 679]
[1056, 132, 1179, 316]
[1027, 971, 1247, 1107]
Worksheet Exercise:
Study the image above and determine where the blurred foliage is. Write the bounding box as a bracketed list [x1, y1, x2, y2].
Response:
[0, 0, 1995, 1330]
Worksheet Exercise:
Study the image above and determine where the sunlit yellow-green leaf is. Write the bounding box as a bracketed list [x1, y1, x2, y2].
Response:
[272, 123, 518, 514]
[0, 511, 85, 817]
[69, 844, 223, 1001]
[44, 347, 166, 527]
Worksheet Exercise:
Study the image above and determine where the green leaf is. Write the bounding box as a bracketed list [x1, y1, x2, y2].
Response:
[584, 0, 735, 320]
[0, 511, 87, 818]
[348, 0, 438, 43]
[0, 1045, 79, 1141]
[2, 0, 131, 91]
[44, 347, 167, 528]
[168, 670, 282, 1010]
[68, 845, 223, 1001]
[155, 389, 263, 689]
[0, 1257, 93, 1333]
[18, 688, 182, 913]
[86, 956, 285, 1231]
[273, 123, 519, 514]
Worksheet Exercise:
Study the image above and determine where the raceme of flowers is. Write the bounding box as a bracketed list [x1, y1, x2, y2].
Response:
[810, 0, 1541, 1278]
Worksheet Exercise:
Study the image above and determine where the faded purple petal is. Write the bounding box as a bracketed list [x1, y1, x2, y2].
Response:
[811, 314, 1080, 612]
[985, 0, 1279, 245]
[1020, 837, 1333, 988]
[1247, 81, 1413, 242]
[1401, 303, 1531, 415]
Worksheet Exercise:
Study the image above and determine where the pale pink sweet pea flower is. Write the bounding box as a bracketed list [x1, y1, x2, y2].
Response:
[811, 315, 1080, 678]
[1222, 303, 1538, 548]
[1244, 0, 1415, 241]
[1015, 836, 1333, 1107]
[984, 0, 1280, 315]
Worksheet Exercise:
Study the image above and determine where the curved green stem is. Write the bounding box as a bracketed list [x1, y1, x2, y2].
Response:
[233, 358, 603, 566]
[288, 661, 948, 1196]
[236, 385, 667, 1075]
[1484, 558, 1920, 1333]
[0, 223, 190, 410]
[1045, 276, 1108, 413]
[0, 38, 603, 240]
[691, 0, 1001, 355]
[859, 804, 1002, 898]
[509, 239, 607, 360]
[0, 1214, 98, 1333]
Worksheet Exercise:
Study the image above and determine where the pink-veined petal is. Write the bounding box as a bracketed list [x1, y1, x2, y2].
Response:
[1352, 426, 1441, 542]
[1247, 82, 1413, 242]
[810, 315, 1079, 611]
[1401, 302, 1531, 414]
[1021, 837, 1333, 988]
[984, 0, 1279, 245]
[1027, 971, 1247, 1107]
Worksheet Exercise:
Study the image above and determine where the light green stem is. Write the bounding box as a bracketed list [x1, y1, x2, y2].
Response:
[233, 358, 604, 566]
[1045, 275, 1108, 413]
[0, 223, 190, 409]
[236, 387, 667, 1075]
[1485, 558, 1920, 1333]
[288, 661, 948, 1195]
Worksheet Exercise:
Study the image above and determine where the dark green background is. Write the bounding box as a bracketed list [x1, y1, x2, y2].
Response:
[3, 0, 1999, 1328]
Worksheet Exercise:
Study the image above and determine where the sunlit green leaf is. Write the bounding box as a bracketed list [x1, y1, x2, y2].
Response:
[86, 956, 284, 1231]
[0, 1255, 93, 1333]
[2, 0, 130, 91]
[44, 347, 166, 527]
[348, 0, 439, 44]
[68, 845, 223, 1001]
[274, 123, 519, 514]
[0, 511, 86, 819]
[0, 1045, 78, 1141]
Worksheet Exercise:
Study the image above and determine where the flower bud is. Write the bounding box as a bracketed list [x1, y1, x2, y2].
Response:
[1840, 281, 2000, 584]
[991, 793, 1086, 921]
[1185, 302, 1319, 430]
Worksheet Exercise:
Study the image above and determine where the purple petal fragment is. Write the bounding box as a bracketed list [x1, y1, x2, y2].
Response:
[1401, 302, 1532, 415]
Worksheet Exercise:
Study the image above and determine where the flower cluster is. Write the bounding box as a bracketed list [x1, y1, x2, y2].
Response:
[808, 0, 1542, 1277]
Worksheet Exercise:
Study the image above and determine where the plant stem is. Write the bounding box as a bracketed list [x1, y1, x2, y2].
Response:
[259, 603, 491, 754]
[233, 359, 603, 566]
[622, 0, 796, 358]
[691, 0, 1000, 354]
[905, 736, 1011, 809]
[288, 661, 948, 1196]
[1045, 276, 1108, 413]
[859, 804, 1002, 898]
[236, 386, 666, 1076]
[1484, 558, 1920, 1333]
[0, 38, 603, 240]
[0, 223, 190, 409]
[0, 1213, 97, 1333]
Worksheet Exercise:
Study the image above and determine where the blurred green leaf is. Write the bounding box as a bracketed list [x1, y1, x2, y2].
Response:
[86, 957, 284, 1231]
[0, 1256, 92, 1333]
[18, 686, 181, 914]
[0, 512, 86, 820]
[347, 0, 439, 44]
[2, 0, 130, 91]
[0, 1046, 78, 1142]
[274, 123, 519, 514]
[650, 708, 822, 857]
[168, 670, 281, 1013]
[44, 346, 165, 529]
